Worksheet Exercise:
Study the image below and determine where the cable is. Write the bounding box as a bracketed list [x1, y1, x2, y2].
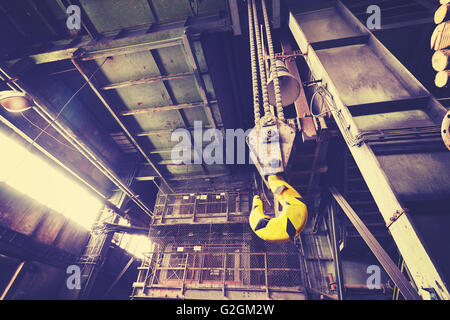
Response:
[309, 90, 328, 118]
[3, 58, 109, 183]
[30, 58, 108, 149]
[309, 83, 360, 146]
[252, 0, 271, 118]
[261, 0, 284, 121]
[21, 112, 79, 152]
[248, 0, 260, 125]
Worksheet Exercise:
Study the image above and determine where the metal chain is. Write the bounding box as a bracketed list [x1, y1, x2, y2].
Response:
[248, 0, 260, 125]
[261, 0, 284, 121]
[251, 0, 271, 118]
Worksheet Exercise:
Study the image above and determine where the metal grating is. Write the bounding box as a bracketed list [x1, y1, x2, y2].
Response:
[131, 226, 306, 300]
[152, 191, 250, 225]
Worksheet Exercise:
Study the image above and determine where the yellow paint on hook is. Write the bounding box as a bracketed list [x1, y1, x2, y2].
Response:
[249, 175, 308, 243]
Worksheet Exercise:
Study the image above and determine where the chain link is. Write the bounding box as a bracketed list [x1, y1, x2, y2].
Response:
[248, 0, 260, 125]
[261, 0, 284, 121]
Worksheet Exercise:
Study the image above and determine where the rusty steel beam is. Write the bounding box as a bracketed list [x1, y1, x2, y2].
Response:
[103, 257, 135, 298]
[58, 0, 100, 40]
[121, 101, 217, 116]
[289, 1, 449, 299]
[181, 30, 217, 129]
[8, 28, 181, 65]
[330, 187, 420, 300]
[4, 14, 230, 66]
[228, 0, 242, 35]
[137, 125, 217, 137]
[0, 261, 26, 300]
[101, 72, 196, 91]
[137, 172, 230, 182]
[71, 58, 174, 193]
[137, 128, 186, 137]
[307, 132, 329, 198]
[168, 172, 229, 181]
[147, 48, 209, 176]
[158, 160, 198, 166]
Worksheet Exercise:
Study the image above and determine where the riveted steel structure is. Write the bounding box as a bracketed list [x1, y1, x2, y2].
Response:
[0, 0, 448, 301]
[289, 0, 450, 299]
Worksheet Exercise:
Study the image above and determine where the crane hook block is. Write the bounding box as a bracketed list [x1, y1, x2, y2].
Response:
[249, 175, 308, 243]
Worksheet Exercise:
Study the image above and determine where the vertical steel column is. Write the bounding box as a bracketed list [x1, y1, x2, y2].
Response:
[192, 195, 198, 223]
[225, 193, 230, 221]
[78, 165, 137, 299]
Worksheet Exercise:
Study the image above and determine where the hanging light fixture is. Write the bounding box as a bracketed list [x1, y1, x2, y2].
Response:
[0, 90, 33, 113]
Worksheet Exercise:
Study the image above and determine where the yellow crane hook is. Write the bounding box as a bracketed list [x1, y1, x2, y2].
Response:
[249, 175, 308, 243]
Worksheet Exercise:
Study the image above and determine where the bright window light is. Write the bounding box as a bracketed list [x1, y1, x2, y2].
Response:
[0, 130, 103, 229]
[115, 233, 153, 260]
[111, 218, 153, 259]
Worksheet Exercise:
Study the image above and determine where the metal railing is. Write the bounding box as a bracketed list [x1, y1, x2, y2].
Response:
[132, 251, 303, 299]
[152, 191, 250, 224]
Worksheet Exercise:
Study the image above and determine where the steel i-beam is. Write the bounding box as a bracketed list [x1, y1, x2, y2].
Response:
[289, 1, 449, 299]
[330, 187, 420, 300]
[70, 58, 174, 193]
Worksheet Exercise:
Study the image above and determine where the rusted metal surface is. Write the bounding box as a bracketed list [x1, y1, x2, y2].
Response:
[0, 183, 89, 259]
[181, 31, 217, 129]
[71, 58, 173, 194]
[289, 1, 450, 299]
[121, 101, 216, 116]
[101, 72, 195, 90]
[132, 251, 305, 300]
[1, 0, 234, 188]
[4, 11, 231, 66]
[151, 191, 250, 226]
